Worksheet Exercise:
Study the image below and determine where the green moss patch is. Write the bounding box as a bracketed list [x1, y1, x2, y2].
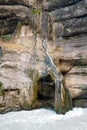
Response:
[0, 34, 12, 41]
[0, 82, 4, 97]
[32, 8, 41, 14]
[28, 69, 39, 100]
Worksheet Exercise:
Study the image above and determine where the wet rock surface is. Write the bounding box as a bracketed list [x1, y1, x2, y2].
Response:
[48, 35, 87, 107]
[0, 0, 87, 112]
[0, 30, 72, 114]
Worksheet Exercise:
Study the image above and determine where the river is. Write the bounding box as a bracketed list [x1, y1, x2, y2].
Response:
[0, 108, 87, 130]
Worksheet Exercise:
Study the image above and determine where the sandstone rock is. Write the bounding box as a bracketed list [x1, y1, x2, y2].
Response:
[41, 10, 49, 37]
[0, 13, 17, 35]
[42, 0, 81, 11]
[0, 0, 25, 5]
[73, 99, 87, 107]
[65, 72, 87, 107]
[0, 32, 72, 114]
[49, 0, 87, 22]
[0, 5, 31, 20]
[0, 9, 15, 18]
[65, 74, 87, 96]
[0, 0, 40, 7]
[0, 44, 37, 112]
[0, 5, 33, 36]
[0, 0, 87, 111]
[48, 35, 87, 107]
[48, 36, 87, 70]
[53, 17, 87, 39]
[0, 5, 32, 36]
[0, 5, 50, 37]
[48, 0, 87, 39]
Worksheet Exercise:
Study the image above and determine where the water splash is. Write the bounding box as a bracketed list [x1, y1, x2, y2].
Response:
[0, 108, 87, 130]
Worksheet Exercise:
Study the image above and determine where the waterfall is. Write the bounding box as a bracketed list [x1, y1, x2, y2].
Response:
[42, 37, 72, 114]
[42, 37, 63, 81]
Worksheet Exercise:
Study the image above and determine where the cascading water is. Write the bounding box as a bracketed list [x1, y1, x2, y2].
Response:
[41, 37, 72, 113]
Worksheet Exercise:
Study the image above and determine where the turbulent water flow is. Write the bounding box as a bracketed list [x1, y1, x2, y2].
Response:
[0, 108, 87, 130]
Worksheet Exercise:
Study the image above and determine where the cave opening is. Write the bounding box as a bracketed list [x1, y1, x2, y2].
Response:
[37, 74, 55, 108]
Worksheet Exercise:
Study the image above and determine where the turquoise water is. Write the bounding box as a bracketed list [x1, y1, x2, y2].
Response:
[0, 108, 87, 130]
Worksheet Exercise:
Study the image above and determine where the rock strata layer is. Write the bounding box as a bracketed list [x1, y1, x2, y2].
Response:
[48, 35, 87, 107]
[0, 0, 87, 112]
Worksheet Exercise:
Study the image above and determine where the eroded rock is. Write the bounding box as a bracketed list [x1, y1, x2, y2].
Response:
[0, 12, 17, 35]
[0, 34, 72, 114]
[53, 17, 87, 38]
[0, 45, 36, 112]
[0, 0, 87, 112]
[48, 35, 87, 107]
[49, 0, 87, 22]
[0, 0, 26, 5]
[42, 0, 81, 11]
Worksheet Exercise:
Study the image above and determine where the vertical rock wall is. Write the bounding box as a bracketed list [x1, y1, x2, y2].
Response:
[0, 0, 87, 112]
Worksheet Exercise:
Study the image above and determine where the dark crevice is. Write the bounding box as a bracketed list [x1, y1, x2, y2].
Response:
[37, 75, 55, 107]
[59, 59, 87, 66]
[74, 14, 87, 19]
[0, 3, 32, 8]
[73, 92, 87, 100]
[56, 14, 87, 22]
[63, 32, 87, 39]
[38, 93, 53, 99]
[38, 74, 54, 83]
[4, 88, 20, 95]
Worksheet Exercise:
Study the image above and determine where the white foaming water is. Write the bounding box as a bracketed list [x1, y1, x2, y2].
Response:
[0, 108, 87, 130]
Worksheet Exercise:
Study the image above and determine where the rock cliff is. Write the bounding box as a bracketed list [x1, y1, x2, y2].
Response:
[0, 0, 87, 113]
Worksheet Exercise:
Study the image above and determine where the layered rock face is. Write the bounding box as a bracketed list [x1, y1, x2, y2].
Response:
[47, 0, 87, 107]
[0, 44, 34, 112]
[0, 36, 72, 114]
[48, 36, 87, 107]
[0, 0, 87, 112]
[49, 0, 87, 39]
